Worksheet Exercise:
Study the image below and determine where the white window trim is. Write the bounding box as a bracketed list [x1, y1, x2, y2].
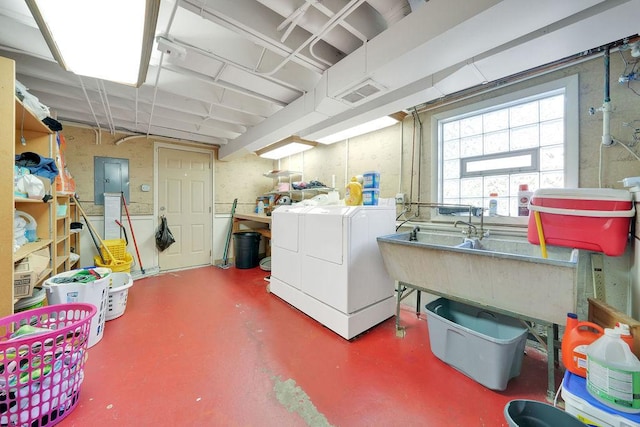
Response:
[430, 74, 579, 226]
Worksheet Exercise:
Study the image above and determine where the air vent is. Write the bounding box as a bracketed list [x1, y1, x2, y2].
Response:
[335, 79, 386, 105]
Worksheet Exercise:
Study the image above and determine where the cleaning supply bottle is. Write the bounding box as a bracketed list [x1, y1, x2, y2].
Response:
[345, 177, 362, 206]
[488, 193, 498, 216]
[517, 184, 533, 216]
[586, 328, 640, 413]
[615, 322, 635, 352]
[561, 312, 604, 377]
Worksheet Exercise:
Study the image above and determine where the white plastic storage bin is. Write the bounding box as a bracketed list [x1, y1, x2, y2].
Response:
[107, 272, 134, 320]
[425, 298, 528, 391]
[562, 370, 640, 427]
[43, 267, 111, 348]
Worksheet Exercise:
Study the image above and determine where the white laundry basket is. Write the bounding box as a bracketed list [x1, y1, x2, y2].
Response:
[43, 267, 111, 348]
[107, 272, 133, 320]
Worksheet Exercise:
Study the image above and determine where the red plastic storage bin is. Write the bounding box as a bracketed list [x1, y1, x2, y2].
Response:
[527, 188, 635, 256]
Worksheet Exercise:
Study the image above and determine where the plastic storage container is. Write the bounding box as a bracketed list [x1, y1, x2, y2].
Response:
[425, 298, 528, 390]
[0, 303, 96, 427]
[13, 286, 47, 312]
[233, 231, 261, 269]
[43, 268, 111, 348]
[362, 171, 380, 188]
[563, 370, 640, 427]
[504, 399, 587, 427]
[106, 272, 134, 321]
[527, 188, 635, 256]
[586, 328, 640, 413]
[362, 188, 379, 205]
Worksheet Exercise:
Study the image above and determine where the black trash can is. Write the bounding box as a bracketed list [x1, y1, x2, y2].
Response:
[233, 231, 261, 269]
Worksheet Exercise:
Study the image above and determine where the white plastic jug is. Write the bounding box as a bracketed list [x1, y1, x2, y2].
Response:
[15, 210, 37, 242]
[586, 328, 640, 413]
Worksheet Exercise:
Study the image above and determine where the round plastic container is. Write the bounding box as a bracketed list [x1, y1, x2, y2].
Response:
[504, 399, 587, 426]
[362, 188, 379, 205]
[233, 231, 261, 269]
[43, 267, 111, 348]
[13, 287, 47, 312]
[106, 272, 134, 321]
[586, 328, 640, 413]
[362, 171, 380, 188]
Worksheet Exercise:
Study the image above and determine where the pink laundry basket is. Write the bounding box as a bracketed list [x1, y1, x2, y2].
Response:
[0, 303, 96, 426]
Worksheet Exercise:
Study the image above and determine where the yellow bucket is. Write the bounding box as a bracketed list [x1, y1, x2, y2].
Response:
[94, 252, 133, 273]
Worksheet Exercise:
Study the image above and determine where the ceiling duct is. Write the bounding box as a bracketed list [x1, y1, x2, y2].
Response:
[335, 78, 386, 104]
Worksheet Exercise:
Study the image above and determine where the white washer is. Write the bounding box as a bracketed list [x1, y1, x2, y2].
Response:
[270, 204, 396, 339]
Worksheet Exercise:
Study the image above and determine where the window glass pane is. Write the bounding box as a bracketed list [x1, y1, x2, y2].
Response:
[483, 109, 508, 132]
[443, 121, 460, 141]
[461, 177, 483, 197]
[442, 138, 459, 160]
[540, 145, 564, 171]
[540, 119, 563, 146]
[460, 116, 483, 137]
[510, 101, 539, 127]
[483, 175, 509, 198]
[540, 95, 564, 120]
[465, 152, 533, 174]
[541, 171, 564, 187]
[484, 130, 509, 154]
[510, 124, 539, 150]
[443, 159, 460, 179]
[443, 179, 460, 198]
[460, 135, 482, 158]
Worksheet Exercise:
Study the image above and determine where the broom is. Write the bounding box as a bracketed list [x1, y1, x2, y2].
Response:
[216, 198, 237, 269]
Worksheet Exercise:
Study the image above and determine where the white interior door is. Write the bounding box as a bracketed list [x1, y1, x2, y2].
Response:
[157, 147, 212, 270]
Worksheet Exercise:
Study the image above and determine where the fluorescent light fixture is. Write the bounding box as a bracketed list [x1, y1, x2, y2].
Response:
[26, 0, 160, 87]
[316, 112, 407, 144]
[256, 136, 317, 160]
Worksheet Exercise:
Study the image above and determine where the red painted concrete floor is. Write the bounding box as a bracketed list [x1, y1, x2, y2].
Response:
[60, 266, 562, 426]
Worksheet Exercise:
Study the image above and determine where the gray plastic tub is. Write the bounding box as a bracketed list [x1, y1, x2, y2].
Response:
[425, 298, 528, 390]
[504, 400, 587, 426]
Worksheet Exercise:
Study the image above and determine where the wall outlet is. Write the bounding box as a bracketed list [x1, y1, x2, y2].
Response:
[395, 193, 405, 205]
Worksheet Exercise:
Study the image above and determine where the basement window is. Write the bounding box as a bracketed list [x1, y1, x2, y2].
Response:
[433, 75, 579, 221]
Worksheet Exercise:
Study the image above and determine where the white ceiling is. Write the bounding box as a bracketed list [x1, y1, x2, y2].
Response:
[0, 0, 639, 159]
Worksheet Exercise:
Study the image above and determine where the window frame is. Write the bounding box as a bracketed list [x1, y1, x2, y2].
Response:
[430, 74, 579, 226]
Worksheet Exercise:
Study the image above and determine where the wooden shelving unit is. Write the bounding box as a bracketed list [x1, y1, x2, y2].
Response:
[1, 55, 59, 315]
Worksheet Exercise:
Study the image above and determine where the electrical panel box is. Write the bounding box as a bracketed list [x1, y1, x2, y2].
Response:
[94, 157, 130, 205]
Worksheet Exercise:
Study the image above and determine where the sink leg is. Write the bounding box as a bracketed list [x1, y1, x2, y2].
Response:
[546, 323, 556, 402]
[416, 290, 421, 318]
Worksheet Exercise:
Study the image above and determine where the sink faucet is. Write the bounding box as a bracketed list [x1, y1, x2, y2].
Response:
[454, 220, 476, 236]
[409, 226, 420, 241]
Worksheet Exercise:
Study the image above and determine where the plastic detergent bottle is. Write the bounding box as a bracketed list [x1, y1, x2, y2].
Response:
[561, 312, 604, 378]
[586, 328, 640, 413]
[615, 322, 635, 352]
[345, 177, 362, 206]
[517, 184, 532, 216]
[488, 193, 498, 216]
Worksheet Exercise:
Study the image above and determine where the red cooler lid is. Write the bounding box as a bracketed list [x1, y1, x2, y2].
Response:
[532, 188, 632, 202]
